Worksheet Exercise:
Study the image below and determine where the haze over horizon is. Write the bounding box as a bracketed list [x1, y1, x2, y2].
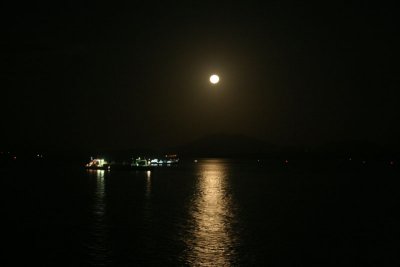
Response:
[2, 2, 399, 151]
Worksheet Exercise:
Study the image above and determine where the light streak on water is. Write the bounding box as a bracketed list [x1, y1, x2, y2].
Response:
[185, 160, 237, 266]
[87, 169, 110, 266]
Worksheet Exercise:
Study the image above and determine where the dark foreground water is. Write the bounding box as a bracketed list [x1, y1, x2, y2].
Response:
[2, 159, 399, 266]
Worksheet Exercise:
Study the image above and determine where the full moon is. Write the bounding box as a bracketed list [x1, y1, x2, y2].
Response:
[209, 74, 220, 84]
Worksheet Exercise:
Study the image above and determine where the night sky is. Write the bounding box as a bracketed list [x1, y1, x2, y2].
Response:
[2, 2, 399, 151]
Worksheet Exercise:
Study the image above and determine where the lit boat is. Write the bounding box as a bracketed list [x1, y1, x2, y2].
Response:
[130, 157, 154, 170]
[150, 154, 179, 166]
[109, 157, 154, 171]
[85, 158, 110, 170]
[165, 154, 179, 164]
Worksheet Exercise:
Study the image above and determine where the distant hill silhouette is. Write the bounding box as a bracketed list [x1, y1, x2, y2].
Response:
[2, 137, 398, 163]
[171, 134, 276, 158]
[165, 135, 400, 159]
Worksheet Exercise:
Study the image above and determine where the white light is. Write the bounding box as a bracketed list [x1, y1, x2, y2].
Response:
[210, 74, 220, 84]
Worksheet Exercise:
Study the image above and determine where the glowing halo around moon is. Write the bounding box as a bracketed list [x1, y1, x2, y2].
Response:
[209, 74, 220, 84]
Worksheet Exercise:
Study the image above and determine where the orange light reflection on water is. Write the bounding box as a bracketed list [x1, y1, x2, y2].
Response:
[185, 160, 236, 266]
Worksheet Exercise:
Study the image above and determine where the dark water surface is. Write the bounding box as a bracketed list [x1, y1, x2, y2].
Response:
[2, 159, 398, 266]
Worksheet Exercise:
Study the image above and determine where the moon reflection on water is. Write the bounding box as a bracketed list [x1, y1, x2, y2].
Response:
[185, 160, 237, 266]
